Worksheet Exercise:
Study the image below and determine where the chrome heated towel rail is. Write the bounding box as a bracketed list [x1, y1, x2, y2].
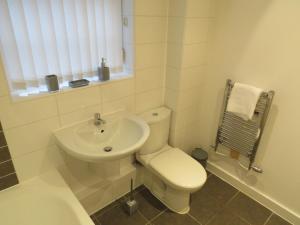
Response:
[213, 79, 275, 171]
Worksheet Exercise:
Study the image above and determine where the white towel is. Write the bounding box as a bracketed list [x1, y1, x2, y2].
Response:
[227, 82, 262, 120]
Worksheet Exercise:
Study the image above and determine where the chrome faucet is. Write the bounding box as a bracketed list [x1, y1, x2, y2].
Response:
[94, 113, 105, 126]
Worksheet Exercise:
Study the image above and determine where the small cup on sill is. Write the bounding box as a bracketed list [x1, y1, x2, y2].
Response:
[45, 74, 59, 92]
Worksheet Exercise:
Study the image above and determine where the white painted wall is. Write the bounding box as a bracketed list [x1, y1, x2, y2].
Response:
[197, 0, 300, 223]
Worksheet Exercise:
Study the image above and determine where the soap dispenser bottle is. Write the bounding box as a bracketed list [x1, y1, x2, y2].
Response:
[98, 58, 110, 81]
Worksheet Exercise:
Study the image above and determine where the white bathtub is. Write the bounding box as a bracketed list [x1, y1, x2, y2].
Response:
[0, 170, 94, 225]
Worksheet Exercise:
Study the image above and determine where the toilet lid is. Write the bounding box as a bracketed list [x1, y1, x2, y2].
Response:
[149, 148, 207, 191]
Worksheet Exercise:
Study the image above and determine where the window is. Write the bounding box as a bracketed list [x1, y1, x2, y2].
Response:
[0, 0, 126, 96]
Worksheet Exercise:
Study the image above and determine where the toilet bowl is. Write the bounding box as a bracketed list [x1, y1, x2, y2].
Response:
[136, 107, 207, 214]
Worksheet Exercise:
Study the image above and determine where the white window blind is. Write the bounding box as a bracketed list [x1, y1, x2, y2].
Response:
[0, 0, 123, 94]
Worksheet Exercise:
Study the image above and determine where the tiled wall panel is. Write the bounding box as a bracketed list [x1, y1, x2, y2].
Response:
[165, 0, 215, 153]
[0, 0, 168, 183]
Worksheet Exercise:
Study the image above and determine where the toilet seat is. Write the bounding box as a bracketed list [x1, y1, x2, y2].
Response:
[149, 148, 207, 192]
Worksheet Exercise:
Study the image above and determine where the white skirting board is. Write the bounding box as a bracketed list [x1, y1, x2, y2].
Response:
[206, 161, 299, 225]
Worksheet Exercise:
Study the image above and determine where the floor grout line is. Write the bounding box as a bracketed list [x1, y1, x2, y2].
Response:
[202, 191, 241, 225]
[0, 158, 13, 165]
[136, 210, 151, 225]
[225, 190, 240, 206]
[263, 212, 273, 225]
[224, 190, 266, 225]
[0, 145, 8, 149]
[223, 191, 252, 225]
[0, 172, 16, 180]
[148, 208, 168, 223]
[187, 213, 203, 225]
[208, 171, 286, 224]
[236, 214, 252, 225]
[89, 175, 291, 225]
[204, 212, 218, 225]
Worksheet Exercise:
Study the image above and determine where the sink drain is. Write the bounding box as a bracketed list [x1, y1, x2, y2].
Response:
[103, 146, 112, 152]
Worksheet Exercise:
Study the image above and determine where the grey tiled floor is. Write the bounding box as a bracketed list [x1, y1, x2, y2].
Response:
[91, 173, 292, 225]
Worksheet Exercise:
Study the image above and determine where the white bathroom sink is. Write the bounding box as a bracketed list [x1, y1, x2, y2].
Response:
[54, 112, 150, 162]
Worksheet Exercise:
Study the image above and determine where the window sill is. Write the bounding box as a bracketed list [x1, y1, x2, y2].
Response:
[10, 71, 133, 103]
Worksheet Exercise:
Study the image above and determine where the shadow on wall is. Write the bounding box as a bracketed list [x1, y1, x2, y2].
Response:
[195, 0, 300, 220]
[253, 104, 278, 165]
[198, 0, 276, 185]
[198, 0, 274, 151]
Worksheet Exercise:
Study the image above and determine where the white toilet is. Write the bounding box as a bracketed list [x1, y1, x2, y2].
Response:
[136, 107, 207, 214]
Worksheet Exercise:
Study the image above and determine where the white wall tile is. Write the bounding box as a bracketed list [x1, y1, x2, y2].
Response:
[135, 17, 167, 44]
[56, 86, 101, 115]
[166, 66, 204, 91]
[182, 43, 207, 68]
[113, 171, 136, 199]
[177, 121, 199, 154]
[135, 67, 164, 93]
[170, 124, 197, 153]
[135, 0, 168, 16]
[5, 117, 60, 158]
[102, 79, 134, 102]
[166, 67, 181, 90]
[166, 43, 183, 68]
[169, 126, 183, 147]
[0, 0, 173, 186]
[165, 88, 179, 111]
[13, 145, 64, 182]
[170, 111, 184, 132]
[166, 0, 213, 153]
[174, 106, 199, 128]
[59, 104, 102, 126]
[168, 0, 186, 17]
[209, 0, 217, 17]
[168, 18, 211, 44]
[180, 66, 205, 90]
[177, 87, 200, 110]
[184, 19, 210, 44]
[103, 95, 135, 114]
[136, 88, 163, 113]
[167, 17, 185, 43]
[0, 64, 9, 97]
[185, 0, 215, 18]
[0, 78, 8, 97]
[135, 43, 166, 69]
[80, 182, 115, 214]
[0, 96, 57, 129]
